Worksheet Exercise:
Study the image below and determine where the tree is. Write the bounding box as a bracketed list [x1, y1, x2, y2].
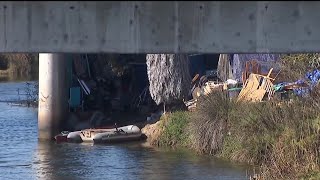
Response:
[146, 54, 191, 112]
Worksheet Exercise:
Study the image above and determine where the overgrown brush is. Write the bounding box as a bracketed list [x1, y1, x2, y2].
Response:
[156, 90, 320, 179]
[158, 88, 320, 179]
[188, 92, 232, 155]
[278, 53, 320, 82]
[219, 93, 320, 179]
[159, 111, 190, 147]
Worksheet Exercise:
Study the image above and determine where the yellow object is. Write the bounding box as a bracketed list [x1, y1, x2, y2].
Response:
[237, 68, 275, 102]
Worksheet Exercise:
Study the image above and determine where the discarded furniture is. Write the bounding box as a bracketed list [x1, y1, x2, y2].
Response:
[237, 68, 275, 102]
[242, 60, 261, 85]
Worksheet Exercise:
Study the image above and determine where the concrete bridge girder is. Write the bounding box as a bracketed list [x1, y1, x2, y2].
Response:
[0, 1, 320, 53]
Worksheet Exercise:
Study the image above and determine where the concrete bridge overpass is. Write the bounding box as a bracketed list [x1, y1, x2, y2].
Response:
[1, 1, 320, 53]
[1, 1, 319, 140]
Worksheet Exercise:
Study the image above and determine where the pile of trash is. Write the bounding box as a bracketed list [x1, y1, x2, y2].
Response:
[237, 68, 276, 102]
[184, 53, 320, 111]
[274, 69, 320, 98]
[184, 58, 283, 110]
[184, 73, 240, 111]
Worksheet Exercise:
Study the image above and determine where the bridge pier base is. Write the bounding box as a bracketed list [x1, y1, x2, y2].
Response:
[38, 53, 69, 140]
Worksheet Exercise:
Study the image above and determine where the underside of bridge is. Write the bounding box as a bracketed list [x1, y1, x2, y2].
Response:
[1, 1, 320, 53]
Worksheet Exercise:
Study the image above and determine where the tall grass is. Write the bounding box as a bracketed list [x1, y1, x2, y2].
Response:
[159, 111, 190, 147]
[277, 53, 320, 82]
[183, 91, 320, 179]
[156, 86, 320, 179]
[188, 92, 231, 155]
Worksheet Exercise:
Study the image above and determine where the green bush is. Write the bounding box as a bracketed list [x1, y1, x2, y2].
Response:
[159, 111, 190, 147]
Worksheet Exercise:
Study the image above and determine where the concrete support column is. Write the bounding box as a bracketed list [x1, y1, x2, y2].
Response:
[38, 53, 69, 140]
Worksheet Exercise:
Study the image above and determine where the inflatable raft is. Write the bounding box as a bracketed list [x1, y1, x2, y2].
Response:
[54, 131, 82, 143]
[80, 125, 142, 143]
[55, 125, 142, 144]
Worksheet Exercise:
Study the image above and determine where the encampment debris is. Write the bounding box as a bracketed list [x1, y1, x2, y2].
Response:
[237, 68, 275, 102]
[184, 54, 320, 111]
[274, 69, 320, 98]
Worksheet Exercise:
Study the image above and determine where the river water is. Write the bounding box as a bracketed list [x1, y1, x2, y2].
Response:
[0, 81, 252, 180]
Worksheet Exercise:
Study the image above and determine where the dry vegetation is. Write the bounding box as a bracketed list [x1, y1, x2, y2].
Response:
[153, 53, 320, 179]
[157, 91, 320, 179]
[188, 92, 230, 155]
[277, 53, 320, 82]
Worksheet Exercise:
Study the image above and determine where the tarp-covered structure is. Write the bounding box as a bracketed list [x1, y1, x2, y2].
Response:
[217, 54, 281, 83]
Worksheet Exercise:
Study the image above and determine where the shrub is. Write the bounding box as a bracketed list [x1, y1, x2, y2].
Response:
[188, 92, 232, 155]
[159, 111, 190, 147]
[278, 53, 320, 82]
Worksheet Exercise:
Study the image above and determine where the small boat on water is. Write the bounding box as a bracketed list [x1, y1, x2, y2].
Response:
[80, 125, 142, 143]
[54, 131, 82, 143]
[54, 131, 69, 143]
[67, 131, 82, 142]
[54, 125, 142, 144]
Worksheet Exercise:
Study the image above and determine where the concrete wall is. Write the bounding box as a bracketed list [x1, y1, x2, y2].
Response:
[0, 1, 320, 53]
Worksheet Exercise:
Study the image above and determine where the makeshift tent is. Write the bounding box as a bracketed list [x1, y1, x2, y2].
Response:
[231, 54, 281, 82]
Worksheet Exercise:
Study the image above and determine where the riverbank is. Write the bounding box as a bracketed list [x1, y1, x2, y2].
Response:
[0, 54, 39, 78]
[141, 91, 320, 180]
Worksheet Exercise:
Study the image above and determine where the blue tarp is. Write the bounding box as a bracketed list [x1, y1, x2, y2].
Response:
[69, 87, 81, 108]
[274, 69, 320, 97]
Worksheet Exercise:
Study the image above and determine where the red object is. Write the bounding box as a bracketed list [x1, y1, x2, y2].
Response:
[54, 134, 68, 143]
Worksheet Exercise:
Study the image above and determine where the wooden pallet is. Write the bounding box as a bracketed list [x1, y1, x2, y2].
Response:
[237, 68, 275, 102]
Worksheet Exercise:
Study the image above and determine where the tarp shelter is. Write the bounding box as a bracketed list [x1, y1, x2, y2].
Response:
[216, 54, 281, 83]
[232, 54, 280, 82]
